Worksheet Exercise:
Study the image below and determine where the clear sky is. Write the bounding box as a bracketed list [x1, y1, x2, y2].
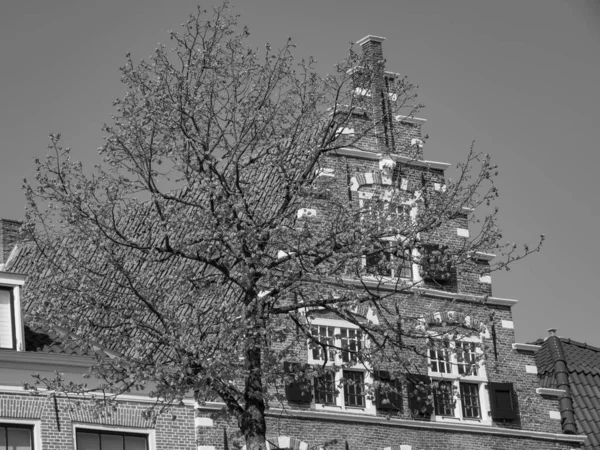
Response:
[0, 0, 598, 345]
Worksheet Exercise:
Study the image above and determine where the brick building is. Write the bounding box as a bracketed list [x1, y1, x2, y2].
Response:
[0, 36, 590, 449]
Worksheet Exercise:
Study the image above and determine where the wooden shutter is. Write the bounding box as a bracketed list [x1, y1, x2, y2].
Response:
[0, 288, 14, 350]
[375, 370, 403, 412]
[284, 362, 311, 403]
[406, 374, 433, 417]
[489, 382, 517, 420]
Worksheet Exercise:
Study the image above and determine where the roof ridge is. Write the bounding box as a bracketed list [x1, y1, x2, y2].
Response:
[560, 337, 600, 353]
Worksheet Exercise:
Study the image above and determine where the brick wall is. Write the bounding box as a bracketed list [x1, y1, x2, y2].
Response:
[197, 409, 580, 450]
[0, 392, 196, 450]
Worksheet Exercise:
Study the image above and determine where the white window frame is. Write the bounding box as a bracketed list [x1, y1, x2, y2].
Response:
[307, 317, 376, 415]
[73, 424, 155, 450]
[0, 419, 41, 450]
[427, 334, 491, 426]
[0, 272, 26, 351]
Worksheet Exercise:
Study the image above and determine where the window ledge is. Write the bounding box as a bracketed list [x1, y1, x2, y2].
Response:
[197, 402, 587, 444]
[433, 416, 492, 427]
[512, 343, 542, 354]
[330, 147, 450, 171]
[316, 277, 519, 307]
[536, 388, 566, 398]
[314, 404, 376, 416]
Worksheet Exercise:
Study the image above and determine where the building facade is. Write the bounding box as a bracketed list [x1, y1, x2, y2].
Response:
[0, 36, 590, 450]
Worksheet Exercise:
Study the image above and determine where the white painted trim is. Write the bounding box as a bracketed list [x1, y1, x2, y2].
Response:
[525, 365, 538, 374]
[195, 403, 587, 444]
[356, 35, 386, 46]
[457, 228, 470, 238]
[329, 148, 450, 171]
[549, 410, 561, 420]
[73, 423, 156, 450]
[415, 288, 518, 307]
[501, 320, 514, 329]
[473, 252, 495, 261]
[0, 349, 96, 368]
[512, 343, 541, 353]
[395, 115, 427, 125]
[0, 272, 26, 286]
[195, 417, 214, 427]
[0, 417, 42, 450]
[536, 388, 566, 398]
[479, 275, 492, 284]
[392, 154, 450, 171]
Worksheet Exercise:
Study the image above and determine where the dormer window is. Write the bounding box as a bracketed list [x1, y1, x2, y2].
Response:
[0, 272, 26, 351]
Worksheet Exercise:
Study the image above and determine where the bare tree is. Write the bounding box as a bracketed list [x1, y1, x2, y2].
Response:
[20, 3, 541, 449]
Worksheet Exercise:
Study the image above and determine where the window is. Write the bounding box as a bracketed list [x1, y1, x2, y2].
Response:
[76, 430, 148, 450]
[364, 241, 413, 279]
[0, 287, 15, 350]
[307, 318, 375, 414]
[343, 371, 365, 407]
[427, 337, 490, 424]
[0, 424, 33, 450]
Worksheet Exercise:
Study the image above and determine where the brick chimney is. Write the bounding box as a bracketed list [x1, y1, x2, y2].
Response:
[0, 218, 22, 266]
[356, 35, 387, 153]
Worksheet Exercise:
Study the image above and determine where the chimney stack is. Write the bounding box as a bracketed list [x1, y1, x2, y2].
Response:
[356, 35, 388, 153]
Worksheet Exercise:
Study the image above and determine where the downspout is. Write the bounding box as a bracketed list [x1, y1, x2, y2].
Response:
[546, 328, 578, 435]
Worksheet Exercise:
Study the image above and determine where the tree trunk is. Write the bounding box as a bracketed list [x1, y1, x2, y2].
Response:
[240, 345, 267, 450]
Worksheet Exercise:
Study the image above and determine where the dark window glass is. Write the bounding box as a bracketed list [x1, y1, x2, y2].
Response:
[76, 430, 147, 450]
[365, 243, 392, 277]
[365, 242, 412, 279]
[460, 383, 481, 419]
[343, 371, 365, 407]
[433, 380, 454, 416]
[101, 434, 123, 450]
[0, 425, 33, 450]
[315, 372, 337, 405]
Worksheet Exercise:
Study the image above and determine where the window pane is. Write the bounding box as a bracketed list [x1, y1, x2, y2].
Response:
[124, 436, 147, 450]
[315, 372, 337, 405]
[101, 433, 124, 450]
[0, 428, 6, 450]
[460, 383, 481, 418]
[433, 381, 454, 416]
[0, 289, 14, 349]
[77, 432, 100, 450]
[341, 329, 362, 363]
[343, 371, 365, 407]
[6, 427, 32, 450]
[396, 248, 412, 279]
[457, 342, 478, 376]
[429, 342, 451, 374]
[311, 326, 335, 361]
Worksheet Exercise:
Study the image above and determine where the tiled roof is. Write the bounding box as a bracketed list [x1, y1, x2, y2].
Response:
[534, 337, 600, 449]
